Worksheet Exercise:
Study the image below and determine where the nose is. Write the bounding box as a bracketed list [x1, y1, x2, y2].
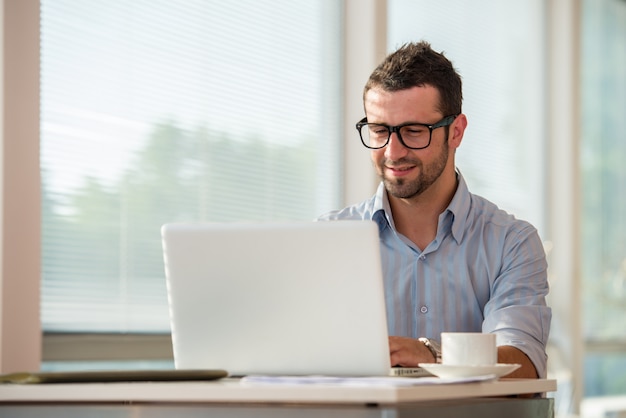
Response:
[384, 131, 409, 160]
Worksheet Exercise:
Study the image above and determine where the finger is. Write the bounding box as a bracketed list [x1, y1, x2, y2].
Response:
[388, 336, 411, 352]
[390, 350, 418, 367]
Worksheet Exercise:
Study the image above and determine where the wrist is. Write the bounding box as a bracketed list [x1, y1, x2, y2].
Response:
[418, 337, 442, 363]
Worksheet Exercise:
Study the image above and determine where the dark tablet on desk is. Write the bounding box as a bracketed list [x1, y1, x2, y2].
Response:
[0, 369, 228, 384]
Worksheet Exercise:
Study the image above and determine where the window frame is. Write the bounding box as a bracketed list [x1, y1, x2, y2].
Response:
[545, 0, 584, 411]
[0, 0, 41, 373]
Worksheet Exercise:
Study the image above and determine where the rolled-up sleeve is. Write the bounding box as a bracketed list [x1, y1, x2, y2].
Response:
[482, 225, 552, 378]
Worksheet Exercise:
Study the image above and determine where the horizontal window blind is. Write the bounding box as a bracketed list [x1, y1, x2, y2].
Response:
[40, 0, 342, 332]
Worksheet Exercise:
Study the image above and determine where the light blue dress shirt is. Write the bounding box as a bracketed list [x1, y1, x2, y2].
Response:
[318, 171, 551, 378]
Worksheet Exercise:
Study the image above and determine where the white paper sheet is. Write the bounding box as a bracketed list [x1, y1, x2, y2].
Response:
[240, 374, 497, 387]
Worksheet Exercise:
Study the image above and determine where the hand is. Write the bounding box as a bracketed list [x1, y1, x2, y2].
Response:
[388, 336, 436, 367]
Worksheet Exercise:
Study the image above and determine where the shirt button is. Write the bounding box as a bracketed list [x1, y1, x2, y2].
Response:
[420, 254, 426, 260]
[420, 306, 428, 314]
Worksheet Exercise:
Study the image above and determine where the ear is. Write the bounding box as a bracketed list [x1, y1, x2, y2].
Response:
[449, 114, 467, 149]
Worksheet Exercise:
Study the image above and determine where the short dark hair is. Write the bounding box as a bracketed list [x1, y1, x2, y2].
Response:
[364, 41, 463, 116]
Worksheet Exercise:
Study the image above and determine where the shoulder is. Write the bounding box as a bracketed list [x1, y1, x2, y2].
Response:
[466, 194, 546, 263]
[317, 184, 384, 221]
[451, 173, 540, 247]
[317, 195, 378, 221]
[469, 193, 537, 237]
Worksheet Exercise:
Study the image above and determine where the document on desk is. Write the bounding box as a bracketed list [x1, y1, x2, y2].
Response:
[240, 374, 496, 387]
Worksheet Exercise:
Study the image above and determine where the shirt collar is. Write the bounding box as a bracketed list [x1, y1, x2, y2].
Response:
[371, 183, 393, 233]
[444, 170, 471, 245]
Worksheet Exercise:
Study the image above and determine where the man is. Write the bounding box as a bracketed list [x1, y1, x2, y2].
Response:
[318, 41, 551, 379]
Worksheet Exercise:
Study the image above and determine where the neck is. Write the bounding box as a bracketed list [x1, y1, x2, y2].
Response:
[388, 170, 458, 250]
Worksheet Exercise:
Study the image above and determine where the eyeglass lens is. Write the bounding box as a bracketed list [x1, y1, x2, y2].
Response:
[361, 124, 432, 149]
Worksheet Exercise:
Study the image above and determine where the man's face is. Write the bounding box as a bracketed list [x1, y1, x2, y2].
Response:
[364, 85, 453, 200]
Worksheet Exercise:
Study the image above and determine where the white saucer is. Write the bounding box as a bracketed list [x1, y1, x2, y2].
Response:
[417, 363, 521, 379]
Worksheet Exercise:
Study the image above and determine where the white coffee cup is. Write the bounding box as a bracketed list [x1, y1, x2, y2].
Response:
[440, 332, 497, 366]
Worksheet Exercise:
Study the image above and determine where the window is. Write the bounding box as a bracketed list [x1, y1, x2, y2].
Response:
[580, 0, 626, 398]
[40, 1, 342, 334]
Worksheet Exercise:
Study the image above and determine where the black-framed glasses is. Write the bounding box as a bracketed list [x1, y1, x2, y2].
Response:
[356, 115, 458, 150]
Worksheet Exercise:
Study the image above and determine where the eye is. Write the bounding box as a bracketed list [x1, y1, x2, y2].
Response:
[369, 125, 389, 136]
[403, 125, 427, 136]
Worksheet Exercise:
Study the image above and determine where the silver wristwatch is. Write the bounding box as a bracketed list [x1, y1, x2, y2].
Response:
[418, 337, 442, 363]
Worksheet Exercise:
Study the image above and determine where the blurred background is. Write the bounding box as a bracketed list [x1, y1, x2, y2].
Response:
[5, 1, 625, 417]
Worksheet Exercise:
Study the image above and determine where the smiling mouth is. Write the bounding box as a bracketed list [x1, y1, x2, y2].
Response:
[385, 165, 415, 175]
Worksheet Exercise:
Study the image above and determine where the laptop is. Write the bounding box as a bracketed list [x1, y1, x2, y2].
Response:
[162, 221, 428, 377]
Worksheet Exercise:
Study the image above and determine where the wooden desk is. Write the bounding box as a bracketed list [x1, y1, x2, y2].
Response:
[0, 378, 556, 417]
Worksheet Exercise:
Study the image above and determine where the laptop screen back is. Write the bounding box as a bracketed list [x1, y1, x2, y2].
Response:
[162, 221, 391, 376]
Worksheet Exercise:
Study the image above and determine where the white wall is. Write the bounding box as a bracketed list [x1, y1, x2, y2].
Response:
[342, 0, 387, 205]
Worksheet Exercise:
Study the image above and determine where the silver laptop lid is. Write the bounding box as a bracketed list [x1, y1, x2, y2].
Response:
[162, 221, 391, 376]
